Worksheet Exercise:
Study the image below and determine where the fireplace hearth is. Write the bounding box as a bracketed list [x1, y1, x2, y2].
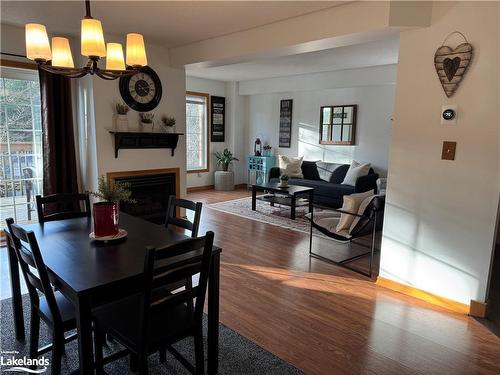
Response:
[108, 169, 179, 224]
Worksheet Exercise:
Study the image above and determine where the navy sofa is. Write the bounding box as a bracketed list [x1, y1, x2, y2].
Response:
[269, 161, 378, 208]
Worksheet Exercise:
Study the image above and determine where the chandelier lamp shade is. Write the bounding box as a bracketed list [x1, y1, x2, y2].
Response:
[24, 0, 147, 80]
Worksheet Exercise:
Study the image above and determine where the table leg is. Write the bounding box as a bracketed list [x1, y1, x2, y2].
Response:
[7, 242, 25, 340]
[291, 194, 296, 220]
[76, 295, 94, 374]
[207, 252, 220, 375]
[251, 186, 256, 211]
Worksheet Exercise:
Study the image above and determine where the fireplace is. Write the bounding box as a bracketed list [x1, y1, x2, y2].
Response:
[107, 168, 180, 224]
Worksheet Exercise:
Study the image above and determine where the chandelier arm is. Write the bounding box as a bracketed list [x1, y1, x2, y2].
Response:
[38, 64, 89, 78]
[100, 69, 139, 78]
[95, 70, 120, 80]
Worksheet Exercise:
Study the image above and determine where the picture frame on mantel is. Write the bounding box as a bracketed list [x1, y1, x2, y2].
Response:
[211, 96, 225, 142]
[279, 99, 293, 148]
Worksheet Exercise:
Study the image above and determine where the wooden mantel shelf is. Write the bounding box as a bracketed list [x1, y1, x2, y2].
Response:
[109, 131, 184, 158]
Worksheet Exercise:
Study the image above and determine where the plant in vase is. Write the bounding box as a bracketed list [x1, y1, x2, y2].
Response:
[87, 176, 135, 237]
[161, 115, 176, 133]
[263, 144, 272, 156]
[139, 112, 155, 132]
[214, 148, 239, 191]
[279, 174, 289, 188]
[115, 102, 129, 132]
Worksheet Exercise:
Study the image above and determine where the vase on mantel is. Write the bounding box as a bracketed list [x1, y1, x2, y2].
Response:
[115, 114, 129, 132]
[141, 122, 154, 133]
[165, 125, 176, 133]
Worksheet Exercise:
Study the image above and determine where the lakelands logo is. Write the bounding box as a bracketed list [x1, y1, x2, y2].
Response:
[0, 351, 49, 373]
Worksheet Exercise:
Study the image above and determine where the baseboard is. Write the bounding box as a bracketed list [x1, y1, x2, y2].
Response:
[469, 300, 488, 318]
[187, 185, 214, 192]
[376, 277, 470, 315]
[235, 183, 248, 189]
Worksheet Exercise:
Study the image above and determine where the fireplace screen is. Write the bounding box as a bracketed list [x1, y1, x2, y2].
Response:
[113, 173, 176, 224]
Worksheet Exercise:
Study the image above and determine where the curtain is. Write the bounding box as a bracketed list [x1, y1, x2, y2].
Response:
[39, 68, 79, 203]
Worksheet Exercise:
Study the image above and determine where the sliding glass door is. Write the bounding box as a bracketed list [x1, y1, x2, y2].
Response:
[0, 66, 43, 226]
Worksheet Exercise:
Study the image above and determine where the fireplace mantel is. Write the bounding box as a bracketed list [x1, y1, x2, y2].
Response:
[109, 131, 184, 158]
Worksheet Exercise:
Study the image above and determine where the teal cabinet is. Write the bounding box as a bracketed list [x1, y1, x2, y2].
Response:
[247, 156, 276, 185]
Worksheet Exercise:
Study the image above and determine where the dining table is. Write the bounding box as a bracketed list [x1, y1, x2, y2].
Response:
[9, 212, 221, 374]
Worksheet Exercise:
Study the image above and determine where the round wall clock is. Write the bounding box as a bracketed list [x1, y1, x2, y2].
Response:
[119, 66, 162, 112]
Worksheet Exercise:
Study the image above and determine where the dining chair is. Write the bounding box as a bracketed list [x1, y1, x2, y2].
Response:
[93, 231, 215, 375]
[36, 193, 91, 223]
[5, 218, 78, 375]
[165, 195, 203, 238]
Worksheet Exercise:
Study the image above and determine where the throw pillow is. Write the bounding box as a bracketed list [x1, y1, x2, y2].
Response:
[342, 160, 371, 186]
[349, 194, 376, 234]
[336, 190, 374, 232]
[279, 155, 304, 178]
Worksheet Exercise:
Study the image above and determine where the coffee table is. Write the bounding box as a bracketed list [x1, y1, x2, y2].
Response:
[252, 182, 314, 220]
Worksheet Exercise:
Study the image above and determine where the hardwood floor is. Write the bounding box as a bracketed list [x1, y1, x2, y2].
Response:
[188, 187, 500, 375]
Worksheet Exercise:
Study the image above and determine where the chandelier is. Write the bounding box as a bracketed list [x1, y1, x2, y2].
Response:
[24, 0, 147, 80]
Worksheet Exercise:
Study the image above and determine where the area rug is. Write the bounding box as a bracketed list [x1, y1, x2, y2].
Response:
[0, 296, 304, 374]
[207, 196, 336, 240]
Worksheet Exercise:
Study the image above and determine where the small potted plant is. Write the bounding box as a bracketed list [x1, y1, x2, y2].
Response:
[139, 112, 155, 132]
[115, 102, 129, 132]
[263, 144, 272, 157]
[161, 115, 176, 133]
[279, 174, 289, 188]
[87, 176, 134, 237]
[214, 148, 239, 191]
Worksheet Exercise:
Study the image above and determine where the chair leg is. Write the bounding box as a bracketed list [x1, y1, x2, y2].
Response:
[130, 353, 138, 372]
[29, 308, 40, 369]
[159, 348, 166, 363]
[186, 276, 194, 314]
[137, 355, 149, 375]
[51, 331, 64, 375]
[194, 328, 204, 375]
[93, 322, 105, 374]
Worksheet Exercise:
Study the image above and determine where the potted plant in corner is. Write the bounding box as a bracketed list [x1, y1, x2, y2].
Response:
[161, 115, 176, 133]
[88, 176, 134, 238]
[139, 112, 155, 132]
[214, 148, 239, 191]
[114, 102, 130, 132]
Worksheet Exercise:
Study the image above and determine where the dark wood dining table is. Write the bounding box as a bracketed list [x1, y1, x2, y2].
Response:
[9, 213, 221, 374]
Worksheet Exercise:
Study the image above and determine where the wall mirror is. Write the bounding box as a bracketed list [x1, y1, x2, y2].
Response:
[319, 104, 357, 145]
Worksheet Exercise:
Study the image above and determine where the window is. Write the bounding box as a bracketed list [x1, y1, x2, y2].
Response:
[0, 66, 43, 227]
[186, 92, 209, 172]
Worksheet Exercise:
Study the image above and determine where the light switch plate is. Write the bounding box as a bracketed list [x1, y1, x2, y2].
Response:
[441, 104, 457, 125]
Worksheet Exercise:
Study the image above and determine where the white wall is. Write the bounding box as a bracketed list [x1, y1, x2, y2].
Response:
[381, 1, 500, 304]
[245, 72, 396, 176]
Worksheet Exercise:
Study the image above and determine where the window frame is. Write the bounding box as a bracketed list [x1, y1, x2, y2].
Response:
[185, 91, 210, 174]
[319, 104, 357, 145]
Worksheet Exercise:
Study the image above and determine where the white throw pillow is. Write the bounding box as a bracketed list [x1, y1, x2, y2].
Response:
[336, 190, 374, 232]
[278, 155, 304, 178]
[342, 160, 371, 186]
[349, 194, 376, 234]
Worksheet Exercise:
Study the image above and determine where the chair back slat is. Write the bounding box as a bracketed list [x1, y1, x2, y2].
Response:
[136, 231, 214, 353]
[153, 263, 202, 289]
[5, 218, 63, 324]
[36, 193, 91, 223]
[165, 195, 202, 237]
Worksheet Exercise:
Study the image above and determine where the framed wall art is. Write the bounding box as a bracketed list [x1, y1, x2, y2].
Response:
[279, 99, 293, 148]
[210, 96, 225, 142]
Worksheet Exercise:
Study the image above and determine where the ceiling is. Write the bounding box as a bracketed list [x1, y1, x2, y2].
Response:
[1, 1, 346, 48]
[186, 36, 400, 81]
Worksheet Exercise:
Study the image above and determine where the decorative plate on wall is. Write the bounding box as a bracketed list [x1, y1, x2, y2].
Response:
[119, 66, 162, 112]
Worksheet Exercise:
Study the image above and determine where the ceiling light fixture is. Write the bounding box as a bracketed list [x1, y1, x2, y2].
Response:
[25, 0, 147, 80]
